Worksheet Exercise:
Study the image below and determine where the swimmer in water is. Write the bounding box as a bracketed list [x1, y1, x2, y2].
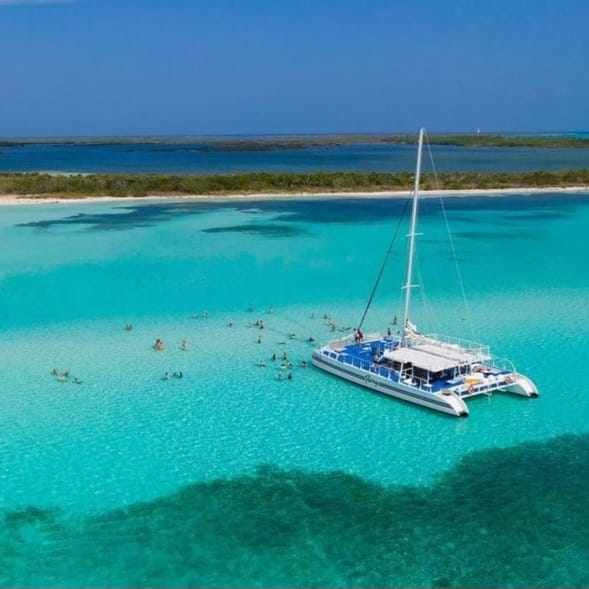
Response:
[227, 320, 234, 327]
[124, 324, 133, 332]
[300, 360, 308, 368]
[257, 336, 262, 344]
[153, 339, 165, 352]
[287, 372, 293, 381]
[180, 339, 189, 351]
[307, 336, 315, 343]
[271, 353, 277, 361]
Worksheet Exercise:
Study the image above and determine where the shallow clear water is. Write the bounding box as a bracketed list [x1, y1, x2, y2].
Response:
[3, 142, 589, 173]
[1, 194, 588, 586]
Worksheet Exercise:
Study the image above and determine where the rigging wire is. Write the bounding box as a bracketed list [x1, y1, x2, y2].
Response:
[424, 132, 475, 338]
[415, 247, 437, 334]
[357, 197, 411, 330]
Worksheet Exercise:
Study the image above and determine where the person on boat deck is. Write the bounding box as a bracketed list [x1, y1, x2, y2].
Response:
[354, 328, 364, 343]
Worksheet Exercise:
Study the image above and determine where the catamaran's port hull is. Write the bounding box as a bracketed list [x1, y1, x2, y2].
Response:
[312, 352, 469, 417]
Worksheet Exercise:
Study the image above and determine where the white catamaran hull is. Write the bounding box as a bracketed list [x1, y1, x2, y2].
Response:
[505, 374, 539, 398]
[312, 352, 469, 417]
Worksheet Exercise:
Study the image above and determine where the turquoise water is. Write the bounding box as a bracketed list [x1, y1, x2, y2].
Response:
[3, 142, 589, 173]
[1, 194, 589, 585]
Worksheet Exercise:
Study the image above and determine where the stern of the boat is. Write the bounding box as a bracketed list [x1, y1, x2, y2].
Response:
[504, 373, 539, 398]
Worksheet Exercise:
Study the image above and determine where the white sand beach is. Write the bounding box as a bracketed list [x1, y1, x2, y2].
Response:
[0, 185, 588, 206]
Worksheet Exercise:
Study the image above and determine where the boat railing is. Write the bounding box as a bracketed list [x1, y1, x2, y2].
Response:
[328, 350, 445, 393]
[409, 332, 491, 360]
[330, 331, 397, 350]
[488, 355, 516, 374]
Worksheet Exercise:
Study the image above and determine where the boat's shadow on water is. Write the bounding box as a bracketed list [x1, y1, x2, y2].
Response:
[2, 434, 588, 587]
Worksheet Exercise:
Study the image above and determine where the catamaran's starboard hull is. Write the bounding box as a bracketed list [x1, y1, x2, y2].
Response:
[312, 351, 469, 417]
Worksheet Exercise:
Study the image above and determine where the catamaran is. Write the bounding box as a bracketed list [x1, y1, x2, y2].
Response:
[312, 128, 539, 417]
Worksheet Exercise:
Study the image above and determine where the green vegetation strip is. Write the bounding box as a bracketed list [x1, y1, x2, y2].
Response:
[1, 170, 589, 198]
[2, 133, 589, 150]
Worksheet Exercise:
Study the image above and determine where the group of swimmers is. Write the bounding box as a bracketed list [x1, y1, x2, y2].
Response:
[162, 371, 184, 381]
[50, 368, 82, 385]
[256, 351, 309, 381]
[152, 338, 190, 352]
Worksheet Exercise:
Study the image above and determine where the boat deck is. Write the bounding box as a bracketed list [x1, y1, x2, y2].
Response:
[327, 336, 509, 395]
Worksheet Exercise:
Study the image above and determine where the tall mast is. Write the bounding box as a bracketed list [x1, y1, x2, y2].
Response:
[401, 127, 425, 340]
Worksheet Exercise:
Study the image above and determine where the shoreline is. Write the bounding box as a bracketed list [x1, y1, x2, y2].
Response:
[0, 185, 588, 206]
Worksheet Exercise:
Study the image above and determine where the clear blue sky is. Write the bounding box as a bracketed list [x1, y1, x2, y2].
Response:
[0, 0, 587, 136]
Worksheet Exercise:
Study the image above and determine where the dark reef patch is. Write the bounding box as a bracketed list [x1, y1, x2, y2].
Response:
[455, 230, 543, 241]
[16, 202, 217, 232]
[15, 193, 584, 233]
[1, 434, 588, 587]
[202, 223, 307, 238]
[502, 211, 571, 222]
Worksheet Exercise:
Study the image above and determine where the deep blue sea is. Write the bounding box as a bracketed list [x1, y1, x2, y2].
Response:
[2, 141, 589, 174]
[1, 193, 589, 586]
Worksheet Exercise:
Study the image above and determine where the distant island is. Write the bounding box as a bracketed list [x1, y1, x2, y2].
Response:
[1, 169, 589, 199]
[1, 133, 589, 151]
